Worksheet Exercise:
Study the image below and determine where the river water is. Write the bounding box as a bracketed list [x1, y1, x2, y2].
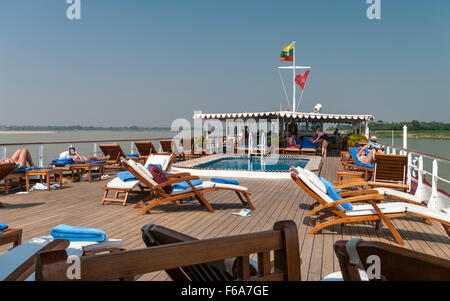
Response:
[0, 131, 448, 192]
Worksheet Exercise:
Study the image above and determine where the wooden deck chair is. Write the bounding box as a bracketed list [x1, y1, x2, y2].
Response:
[371, 153, 408, 190]
[181, 137, 205, 159]
[35, 220, 301, 281]
[159, 139, 185, 161]
[99, 144, 143, 167]
[1, 235, 124, 281]
[0, 163, 19, 199]
[290, 167, 450, 245]
[101, 154, 175, 206]
[334, 239, 450, 281]
[141, 223, 259, 280]
[300, 137, 317, 155]
[134, 141, 157, 157]
[337, 153, 409, 191]
[120, 158, 254, 214]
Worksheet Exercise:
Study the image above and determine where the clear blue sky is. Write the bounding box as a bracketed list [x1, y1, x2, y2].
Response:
[0, 0, 449, 127]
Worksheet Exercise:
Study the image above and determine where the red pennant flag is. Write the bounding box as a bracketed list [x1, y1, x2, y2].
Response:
[295, 70, 310, 90]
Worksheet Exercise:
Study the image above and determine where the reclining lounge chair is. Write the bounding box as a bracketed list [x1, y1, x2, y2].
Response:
[101, 154, 175, 206]
[334, 238, 450, 281]
[290, 167, 450, 245]
[121, 158, 254, 214]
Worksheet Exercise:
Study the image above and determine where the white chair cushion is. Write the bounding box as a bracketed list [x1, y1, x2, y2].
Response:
[171, 181, 216, 196]
[406, 204, 450, 223]
[345, 202, 408, 216]
[321, 270, 369, 281]
[107, 177, 140, 189]
[374, 188, 422, 204]
[128, 159, 158, 186]
[302, 168, 327, 193]
[294, 168, 346, 211]
[144, 154, 172, 171]
[213, 183, 248, 192]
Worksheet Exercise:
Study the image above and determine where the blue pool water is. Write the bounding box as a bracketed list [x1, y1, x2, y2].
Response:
[194, 157, 309, 172]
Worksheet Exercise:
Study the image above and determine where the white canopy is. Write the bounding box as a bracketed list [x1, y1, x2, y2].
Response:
[193, 111, 375, 123]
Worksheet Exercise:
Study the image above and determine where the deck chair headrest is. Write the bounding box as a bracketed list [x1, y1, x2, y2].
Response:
[122, 158, 158, 186]
[144, 154, 173, 171]
[294, 167, 343, 210]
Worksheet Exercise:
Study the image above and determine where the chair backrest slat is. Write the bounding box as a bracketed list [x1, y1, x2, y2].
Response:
[374, 154, 408, 184]
[35, 221, 301, 281]
[134, 141, 156, 156]
[99, 144, 125, 162]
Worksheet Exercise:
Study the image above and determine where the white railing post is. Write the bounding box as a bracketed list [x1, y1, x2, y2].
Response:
[130, 141, 134, 154]
[403, 125, 408, 150]
[407, 152, 412, 192]
[39, 144, 44, 167]
[428, 159, 439, 210]
[93, 143, 97, 156]
[416, 155, 424, 201]
[2, 146, 6, 160]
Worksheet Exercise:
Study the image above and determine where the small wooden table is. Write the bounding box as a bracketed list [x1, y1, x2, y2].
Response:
[0, 228, 22, 248]
[70, 162, 105, 183]
[26, 168, 63, 192]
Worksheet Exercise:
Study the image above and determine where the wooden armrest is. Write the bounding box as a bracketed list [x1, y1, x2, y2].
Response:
[310, 194, 385, 215]
[338, 189, 380, 197]
[167, 172, 191, 178]
[333, 181, 369, 190]
[367, 182, 409, 190]
[153, 176, 200, 189]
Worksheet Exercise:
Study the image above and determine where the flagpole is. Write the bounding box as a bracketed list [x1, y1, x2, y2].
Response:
[296, 87, 304, 112]
[292, 41, 296, 112]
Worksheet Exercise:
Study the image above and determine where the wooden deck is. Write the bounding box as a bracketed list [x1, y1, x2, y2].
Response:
[1, 156, 449, 281]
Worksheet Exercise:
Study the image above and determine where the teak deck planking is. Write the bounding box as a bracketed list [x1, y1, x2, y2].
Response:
[0, 156, 449, 281]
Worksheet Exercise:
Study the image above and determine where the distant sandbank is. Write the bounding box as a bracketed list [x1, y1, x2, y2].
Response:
[0, 131, 57, 134]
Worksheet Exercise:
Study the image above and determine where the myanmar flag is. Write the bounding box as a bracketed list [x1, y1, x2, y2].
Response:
[280, 42, 294, 61]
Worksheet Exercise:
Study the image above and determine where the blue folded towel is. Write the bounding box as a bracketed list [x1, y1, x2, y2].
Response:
[211, 178, 240, 185]
[125, 153, 139, 157]
[50, 224, 106, 242]
[320, 177, 341, 194]
[49, 158, 75, 166]
[117, 171, 138, 182]
[172, 180, 203, 190]
[0, 223, 8, 235]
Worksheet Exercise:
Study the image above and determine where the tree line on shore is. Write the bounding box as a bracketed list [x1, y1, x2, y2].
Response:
[368, 120, 450, 131]
[0, 125, 170, 131]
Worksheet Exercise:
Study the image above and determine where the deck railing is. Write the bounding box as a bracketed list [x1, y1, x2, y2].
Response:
[0, 138, 172, 167]
[377, 126, 450, 205]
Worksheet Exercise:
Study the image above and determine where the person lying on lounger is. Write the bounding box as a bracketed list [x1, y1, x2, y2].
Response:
[357, 141, 384, 165]
[0, 148, 34, 168]
[59, 147, 110, 163]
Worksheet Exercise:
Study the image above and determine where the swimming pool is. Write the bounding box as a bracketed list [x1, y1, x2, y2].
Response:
[194, 157, 309, 172]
